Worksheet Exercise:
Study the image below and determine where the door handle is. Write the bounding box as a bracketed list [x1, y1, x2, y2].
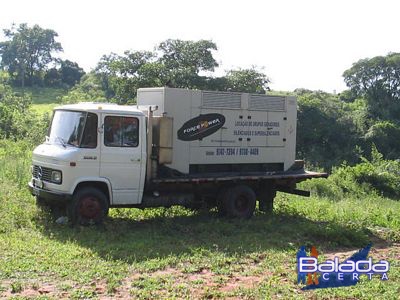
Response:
[131, 158, 140, 162]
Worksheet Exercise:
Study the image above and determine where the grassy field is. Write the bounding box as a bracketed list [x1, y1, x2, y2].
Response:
[13, 87, 67, 104]
[0, 141, 399, 299]
[13, 87, 67, 115]
[1, 89, 399, 299]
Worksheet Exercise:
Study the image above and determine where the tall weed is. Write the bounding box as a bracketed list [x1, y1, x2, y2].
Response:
[0, 140, 38, 232]
[303, 146, 400, 200]
[0, 140, 32, 188]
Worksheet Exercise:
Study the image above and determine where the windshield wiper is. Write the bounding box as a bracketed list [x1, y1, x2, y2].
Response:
[55, 136, 67, 148]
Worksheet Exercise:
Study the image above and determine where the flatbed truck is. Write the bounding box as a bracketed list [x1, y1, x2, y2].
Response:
[28, 87, 327, 224]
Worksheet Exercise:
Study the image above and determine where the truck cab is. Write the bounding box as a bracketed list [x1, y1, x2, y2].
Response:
[29, 103, 147, 224]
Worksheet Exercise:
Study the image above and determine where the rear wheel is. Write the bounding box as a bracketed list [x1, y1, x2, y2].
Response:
[224, 185, 256, 219]
[68, 187, 109, 225]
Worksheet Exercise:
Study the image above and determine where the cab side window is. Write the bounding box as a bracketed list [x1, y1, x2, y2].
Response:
[104, 116, 139, 147]
[81, 113, 98, 148]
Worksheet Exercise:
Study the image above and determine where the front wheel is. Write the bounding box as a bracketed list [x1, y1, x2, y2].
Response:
[224, 185, 256, 219]
[68, 187, 109, 225]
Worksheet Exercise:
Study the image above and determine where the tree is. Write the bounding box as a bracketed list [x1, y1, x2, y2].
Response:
[95, 39, 270, 102]
[0, 23, 63, 87]
[296, 90, 362, 169]
[59, 59, 85, 87]
[43, 60, 85, 87]
[96, 51, 155, 102]
[44, 67, 61, 86]
[343, 53, 400, 121]
[364, 121, 400, 159]
[61, 72, 107, 104]
[95, 40, 220, 102]
[157, 39, 218, 89]
[224, 67, 270, 93]
[157, 39, 218, 72]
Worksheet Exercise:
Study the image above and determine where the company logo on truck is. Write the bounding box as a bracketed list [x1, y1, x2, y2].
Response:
[177, 113, 226, 141]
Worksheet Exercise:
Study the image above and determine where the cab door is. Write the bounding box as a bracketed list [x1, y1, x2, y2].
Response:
[100, 114, 143, 205]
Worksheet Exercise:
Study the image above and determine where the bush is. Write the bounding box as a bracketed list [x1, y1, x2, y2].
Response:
[0, 73, 51, 144]
[303, 146, 400, 200]
[0, 140, 38, 233]
[296, 90, 364, 170]
[0, 139, 32, 187]
[365, 121, 400, 159]
[61, 73, 107, 104]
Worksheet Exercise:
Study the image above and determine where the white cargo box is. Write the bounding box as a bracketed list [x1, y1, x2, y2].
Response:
[137, 87, 297, 175]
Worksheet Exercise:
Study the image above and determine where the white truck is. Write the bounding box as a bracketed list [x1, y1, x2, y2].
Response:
[28, 87, 327, 224]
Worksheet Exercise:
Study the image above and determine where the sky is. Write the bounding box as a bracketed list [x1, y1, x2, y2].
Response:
[1, 0, 399, 93]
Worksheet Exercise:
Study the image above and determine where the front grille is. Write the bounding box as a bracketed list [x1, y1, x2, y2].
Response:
[32, 165, 53, 182]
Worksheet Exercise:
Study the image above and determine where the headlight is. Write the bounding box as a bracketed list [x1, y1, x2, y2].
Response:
[30, 165, 33, 175]
[51, 170, 62, 184]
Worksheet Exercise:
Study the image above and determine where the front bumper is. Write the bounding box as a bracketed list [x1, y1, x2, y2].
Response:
[28, 181, 72, 204]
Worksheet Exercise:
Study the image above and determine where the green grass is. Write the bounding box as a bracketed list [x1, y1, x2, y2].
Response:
[12, 86, 68, 115]
[0, 140, 399, 299]
[31, 103, 58, 115]
[13, 87, 67, 104]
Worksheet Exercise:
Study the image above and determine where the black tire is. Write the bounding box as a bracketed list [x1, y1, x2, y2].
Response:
[259, 188, 276, 213]
[224, 185, 256, 219]
[68, 187, 109, 225]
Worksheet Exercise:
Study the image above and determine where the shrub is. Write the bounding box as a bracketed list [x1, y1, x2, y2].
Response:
[364, 121, 400, 159]
[0, 73, 50, 144]
[303, 146, 400, 200]
[0, 140, 38, 233]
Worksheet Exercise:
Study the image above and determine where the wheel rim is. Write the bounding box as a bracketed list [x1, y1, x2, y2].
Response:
[234, 194, 249, 213]
[79, 196, 101, 220]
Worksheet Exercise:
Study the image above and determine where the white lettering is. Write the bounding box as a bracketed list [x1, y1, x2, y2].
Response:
[356, 258, 372, 273]
[352, 273, 359, 281]
[299, 257, 317, 273]
[372, 261, 389, 273]
[338, 260, 355, 273]
[318, 260, 334, 273]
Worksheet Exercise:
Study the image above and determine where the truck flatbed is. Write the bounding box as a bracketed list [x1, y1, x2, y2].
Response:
[152, 170, 328, 184]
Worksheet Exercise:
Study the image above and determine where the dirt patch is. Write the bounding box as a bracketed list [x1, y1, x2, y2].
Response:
[0, 266, 271, 299]
[219, 275, 263, 292]
[324, 242, 400, 262]
[0, 281, 58, 299]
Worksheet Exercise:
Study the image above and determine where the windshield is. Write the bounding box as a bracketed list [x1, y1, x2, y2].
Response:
[48, 110, 88, 147]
